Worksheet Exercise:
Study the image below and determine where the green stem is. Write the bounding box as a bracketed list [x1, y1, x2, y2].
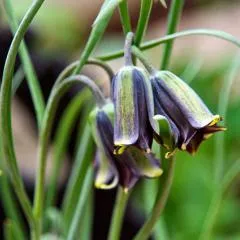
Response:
[62, 126, 95, 232]
[198, 158, 240, 240]
[222, 158, 240, 191]
[0, 172, 25, 240]
[12, 67, 24, 94]
[4, 221, 15, 240]
[66, 167, 93, 240]
[97, 29, 240, 61]
[107, 187, 130, 240]
[199, 158, 240, 240]
[118, 0, 132, 35]
[3, 0, 45, 128]
[80, 189, 94, 240]
[214, 55, 240, 183]
[131, 46, 155, 73]
[0, 127, 25, 239]
[124, 32, 134, 66]
[198, 188, 222, 240]
[55, 59, 114, 87]
[133, 157, 176, 240]
[142, 179, 169, 240]
[73, 0, 118, 75]
[135, 0, 153, 47]
[0, 0, 45, 236]
[160, 0, 184, 69]
[199, 56, 240, 240]
[33, 75, 105, 235]
[45, 89, 91, 209]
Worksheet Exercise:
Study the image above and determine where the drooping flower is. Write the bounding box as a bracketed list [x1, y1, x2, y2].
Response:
[150, 70, 226, 156]
[89, 101, 163, 190]
[112, 66, 155, 153]
[112, 32, 156, 154]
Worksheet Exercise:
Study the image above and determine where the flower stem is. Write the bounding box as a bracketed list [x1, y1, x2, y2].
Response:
[135, 0, 153, 47]
[131, 46, 155, 74]
[45, 89, 91, 209]
[199, 158, 240, 240]
[4, 220, 16, 240]
[33, 76, 105, 235]
[133, 157, 176, 240]
[222, 158, 240, 191]
[198, 188, 222, 240]
[0, 0, 45, 237]
[62, 126, 95, 232]
[142, 178, 169, 240]
[12, 67, 24, 94]
[55, 59, 114, 86]
[66, 167, 93, 240]
[97, 29, 240, 61]
[3, 0, 45, 128]
[118, 0, 132, 35]
[73, 0, 117, 75]
[0, 170, 25, 240]
[199, 55, 240, 240]
[160, 0, 184, 69]
[81, 189, 94, 240]
[107, 187, 130, 240]
[214, 55, 240, 183]
[124, 32, 134, 66]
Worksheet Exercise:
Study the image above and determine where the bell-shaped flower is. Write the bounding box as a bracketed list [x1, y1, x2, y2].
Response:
[112, 33, 156, 154]
[150, 70, 225, 156]
[112, 66, 156, 154]
[89, 101, 163, 190]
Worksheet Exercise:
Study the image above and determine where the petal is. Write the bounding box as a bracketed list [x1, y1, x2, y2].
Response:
[96, 111, 115, 155]
[151, 90, 181, 147]
[186, 125, 226, 154]
[156, 71, 217, 129]
[151, 76, 195, 145]
[133, 69, 153, 151]
[94, 150, 119, 189]
[142, 69, 158, 133]
[203, 124, 226, 134]
[153, 114, 175, 151]
[95, 108, 140, 190]
[112, 66, 139, 146]
[126, 146, 163, 178]
[186, 131, 205, 154]
[114, 158, 139, 190]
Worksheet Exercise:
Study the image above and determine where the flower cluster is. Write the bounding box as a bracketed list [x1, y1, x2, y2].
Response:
[88, 32, 225, 191]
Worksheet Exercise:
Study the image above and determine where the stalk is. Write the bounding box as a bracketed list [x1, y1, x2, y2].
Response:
[135, 0, 153, 47]
[4, 0, 45, 128]
[160, 0, 184, 69]
[118, 0, 132, 35]
[97, 29, 240, 61]
[133, 157, 176, 240]
[0, 1, 46, 238]
[33, 76, 106, 235]
[107, 187, 130, 240]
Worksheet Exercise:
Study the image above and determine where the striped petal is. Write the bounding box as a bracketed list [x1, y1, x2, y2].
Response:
[127, 146, 163, 178]
[151, 70, 225, 154]
[112, 66, 150, 149]
[155, 71, 218, 129]
[94, 150, 119, 189]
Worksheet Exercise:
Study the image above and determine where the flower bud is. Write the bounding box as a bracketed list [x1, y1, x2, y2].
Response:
[151, 70, 225, 155]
